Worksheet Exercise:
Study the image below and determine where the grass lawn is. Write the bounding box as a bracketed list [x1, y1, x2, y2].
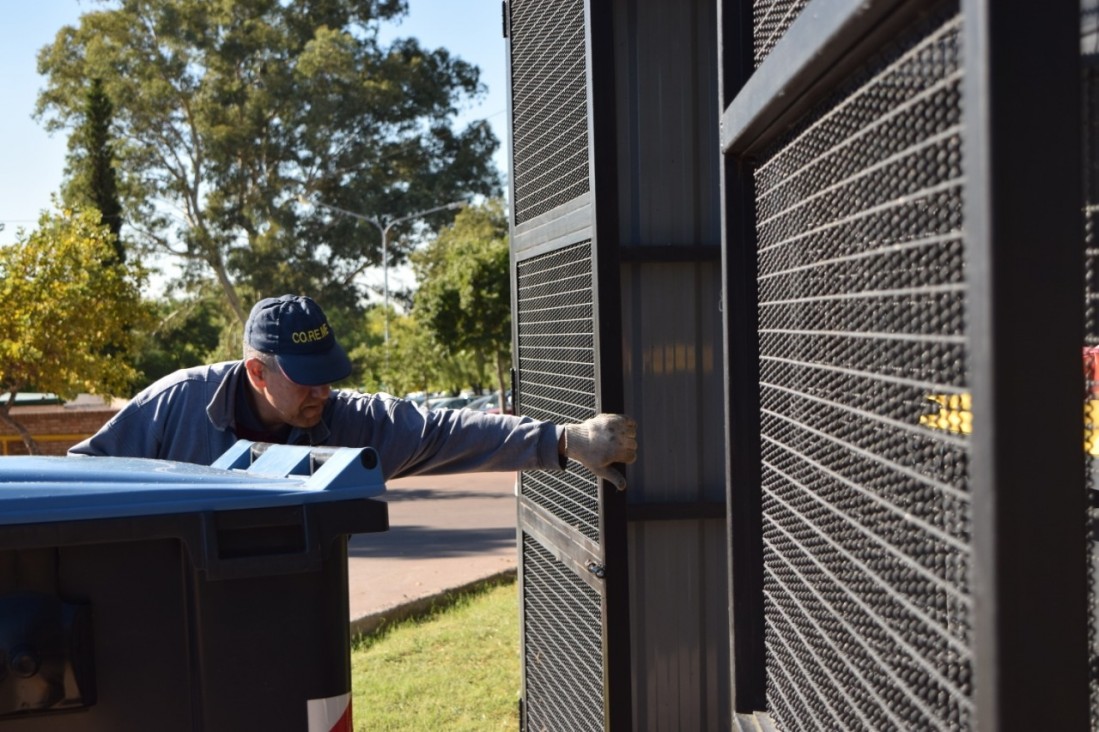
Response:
[349, 579, 521, 731]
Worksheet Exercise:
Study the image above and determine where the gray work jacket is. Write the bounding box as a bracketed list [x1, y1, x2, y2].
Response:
[68, 361, 564, 480]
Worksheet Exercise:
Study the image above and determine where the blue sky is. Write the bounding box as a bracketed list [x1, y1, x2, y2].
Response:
[0, 1, 509, 247]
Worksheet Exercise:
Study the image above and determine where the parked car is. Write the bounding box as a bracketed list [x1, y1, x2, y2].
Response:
[427, 395, 473, 410]
[466, 391, 513, 414]
[466, 393, 496, 411]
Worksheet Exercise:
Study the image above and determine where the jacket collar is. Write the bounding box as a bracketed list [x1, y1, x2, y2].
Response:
[205, 360, 332, 445]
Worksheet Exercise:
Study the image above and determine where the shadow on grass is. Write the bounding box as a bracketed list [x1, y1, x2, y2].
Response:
[350, 570, 517, 648]
[347, 524, 515, 559]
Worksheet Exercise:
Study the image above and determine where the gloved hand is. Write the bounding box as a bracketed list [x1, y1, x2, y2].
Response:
[563, 414, 638, 491]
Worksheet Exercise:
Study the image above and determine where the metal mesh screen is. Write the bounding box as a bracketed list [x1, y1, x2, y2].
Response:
[752, 9, 973, 730]
[509, 0, 590, 225]
[1083, 2, 1099, 724]
[521, 534, 604, 732]
[753, 0, 811, 68]
[516, 242, 600, 541]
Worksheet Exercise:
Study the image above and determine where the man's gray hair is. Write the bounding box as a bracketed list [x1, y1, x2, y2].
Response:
[243, 344, 277, 368]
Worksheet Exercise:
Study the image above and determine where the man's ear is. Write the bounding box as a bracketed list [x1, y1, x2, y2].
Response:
[244, 357, 267, 388]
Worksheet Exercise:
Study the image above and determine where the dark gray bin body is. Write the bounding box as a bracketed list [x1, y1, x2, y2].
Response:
[0, 443, 387, 731]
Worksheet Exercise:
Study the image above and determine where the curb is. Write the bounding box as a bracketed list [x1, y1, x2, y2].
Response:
[349, 568, 518, 640]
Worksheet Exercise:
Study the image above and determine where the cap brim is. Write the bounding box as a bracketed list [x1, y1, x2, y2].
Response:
[276, 342, 353, 386]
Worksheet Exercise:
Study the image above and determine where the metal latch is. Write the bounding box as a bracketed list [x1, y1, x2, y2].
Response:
[0, 592, 95, 717]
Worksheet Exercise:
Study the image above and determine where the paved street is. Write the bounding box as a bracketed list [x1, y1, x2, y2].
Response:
[345, 470, 519, 634]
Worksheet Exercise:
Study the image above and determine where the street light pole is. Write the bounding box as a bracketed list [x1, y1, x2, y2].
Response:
[374, 202, 466, 344]
[299, 196, 468, 370]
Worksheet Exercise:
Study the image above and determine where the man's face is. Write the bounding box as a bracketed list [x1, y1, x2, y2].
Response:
[247, 358, 331, 429]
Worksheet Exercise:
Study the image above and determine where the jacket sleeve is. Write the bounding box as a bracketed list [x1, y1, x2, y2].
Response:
[68, 395, 166, 459]
[327, 393, 565, 480]
[67, 374, 219, 463]
[68, 364, 239, 464]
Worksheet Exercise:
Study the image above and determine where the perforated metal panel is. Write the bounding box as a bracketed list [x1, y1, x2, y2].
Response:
[509, 0, 590, 224]
[508, 0, 633, 724]
[516, 242, 600, 541]
[514, 240, 608, 728]
[521, 535, 605, 732]
[752, 10, 973, 730]
[753, 0, 811, 67]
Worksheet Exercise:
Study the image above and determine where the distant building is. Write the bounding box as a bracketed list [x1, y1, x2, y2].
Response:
[0, 394, 123, 456]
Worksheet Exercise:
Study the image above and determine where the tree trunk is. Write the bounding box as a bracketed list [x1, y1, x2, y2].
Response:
[210, 257, 246, 324]
[0, 396, 43, 455]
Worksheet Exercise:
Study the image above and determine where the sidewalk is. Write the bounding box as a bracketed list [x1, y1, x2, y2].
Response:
[345, 470, 519, 636]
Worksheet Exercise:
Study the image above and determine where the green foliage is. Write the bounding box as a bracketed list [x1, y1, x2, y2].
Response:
[349, 307, 451, 395]
[350, 580, 520, 730]
[346, 307, 390, 392]
[322, 299, 374, 385]
[0, 208, 152, 451]
[63, 78, 124, 257]
[36, 0, 502, 324]
[131, 293, 229, 386]
[412, 199, 511, 397]
[348, 306, 494, 397]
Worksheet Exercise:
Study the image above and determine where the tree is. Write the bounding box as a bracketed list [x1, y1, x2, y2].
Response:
[350, 308, 423, 395]
[347, 307, 483, 397]
[132, 291, 228, 386]
[36, 0, 502, 324]
[412, 199, 511, 402]
[63, 77, 124, 261]
[0, 208, 151, 453]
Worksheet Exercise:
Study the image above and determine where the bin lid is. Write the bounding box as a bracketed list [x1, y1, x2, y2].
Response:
[0, 443, 385, 526]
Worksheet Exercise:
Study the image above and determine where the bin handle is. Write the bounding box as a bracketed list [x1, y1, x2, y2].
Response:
[198, 508, 323, 581]
[210, 443, 383, 495]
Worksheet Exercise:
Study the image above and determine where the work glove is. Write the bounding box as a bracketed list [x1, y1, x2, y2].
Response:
[563, 414, 638, 491]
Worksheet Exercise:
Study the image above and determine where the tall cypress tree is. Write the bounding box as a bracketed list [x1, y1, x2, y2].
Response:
[64, 78, 124, 262]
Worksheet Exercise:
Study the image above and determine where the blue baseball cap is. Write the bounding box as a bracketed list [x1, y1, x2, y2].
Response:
[244, 295, 352, 386]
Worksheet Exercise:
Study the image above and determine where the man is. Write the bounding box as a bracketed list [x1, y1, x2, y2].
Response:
[70, 294, 638, 488]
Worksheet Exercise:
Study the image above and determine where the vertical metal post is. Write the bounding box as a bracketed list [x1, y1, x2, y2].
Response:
[720, 0, 767, 716]
[963, 0, 1089, 728]
[587, 0, 631, 725]
[381, 223, 390, 373]
[299, 196, 466, 385]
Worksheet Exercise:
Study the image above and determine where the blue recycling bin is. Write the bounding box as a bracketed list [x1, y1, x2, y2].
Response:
[0, 441, 388, 731]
